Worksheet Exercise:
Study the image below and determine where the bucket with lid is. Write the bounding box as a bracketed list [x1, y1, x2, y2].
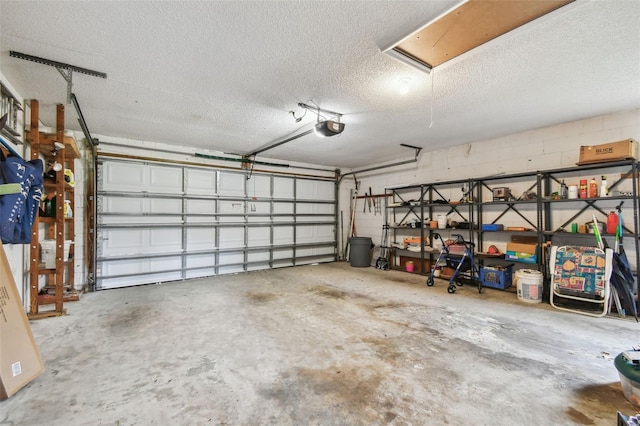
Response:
[515, 269, 543, 303]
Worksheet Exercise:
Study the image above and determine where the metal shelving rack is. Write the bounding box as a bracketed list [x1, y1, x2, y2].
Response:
[385, 161, 639, 299]
[385, 179, 474, 275]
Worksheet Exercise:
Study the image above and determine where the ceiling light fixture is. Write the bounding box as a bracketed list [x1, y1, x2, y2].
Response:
[398, 77, 411, 95]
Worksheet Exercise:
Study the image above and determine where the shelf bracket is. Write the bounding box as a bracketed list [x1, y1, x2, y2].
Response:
[56, 67, 73, 104]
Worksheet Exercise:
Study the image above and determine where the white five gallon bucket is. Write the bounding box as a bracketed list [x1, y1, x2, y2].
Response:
[515, 269, 543, 303]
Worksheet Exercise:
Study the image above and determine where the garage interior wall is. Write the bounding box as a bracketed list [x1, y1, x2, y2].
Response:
[343, 108, 640, 271]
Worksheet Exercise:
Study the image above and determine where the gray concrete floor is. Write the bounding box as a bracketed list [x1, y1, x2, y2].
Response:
[1, 262, 638, 425]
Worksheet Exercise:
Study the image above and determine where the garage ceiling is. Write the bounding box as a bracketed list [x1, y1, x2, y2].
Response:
[0, 0, 639, 169]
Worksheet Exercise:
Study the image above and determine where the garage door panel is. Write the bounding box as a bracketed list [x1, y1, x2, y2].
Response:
[97, 159, 336, 289]
[248, 227, 270, 247]
[273, 248, 293, 259]
[248, 175, 271, 198]
[186, 253, 216, 269]
[185, 169, 217, 195]
[219, 228, 244, 249]
[101, 162, 147, 191]
[186, 199, 215, 215]
[218, 172, 245, 196]
[186, 228, 216, 250]
[101, 229, 146, 256]
[149, 166, 183, 194]
[102, 196, 144, 214]
[149, 228, 183, 251]
[273, 227, 293, 245]
[219, 253, 243, 265]
[248, 250, 269, 263]
[297, 180, 334, 201]
[149, 198, 182, 214]
[273, 177, 294, 199]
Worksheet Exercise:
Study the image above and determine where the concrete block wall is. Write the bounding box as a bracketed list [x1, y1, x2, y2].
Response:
[339, 109, 640, 264]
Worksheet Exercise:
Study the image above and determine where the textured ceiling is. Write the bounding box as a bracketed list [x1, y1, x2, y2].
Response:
[1, 0, 639, 169]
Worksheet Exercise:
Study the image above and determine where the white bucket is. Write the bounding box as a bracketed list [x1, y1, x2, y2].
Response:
[515, 269, 543, 303]
[437, 215, 447, 229]
[41, 239, 73, 269]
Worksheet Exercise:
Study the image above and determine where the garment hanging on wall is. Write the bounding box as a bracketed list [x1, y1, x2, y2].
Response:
[0, 150, 44, 244]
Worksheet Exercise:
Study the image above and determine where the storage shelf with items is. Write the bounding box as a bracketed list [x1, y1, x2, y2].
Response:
[384, 156, 638, 309]
[473, 170, 542, 283]
[384, 179, 474, 276]
[26, 101, 80, 319]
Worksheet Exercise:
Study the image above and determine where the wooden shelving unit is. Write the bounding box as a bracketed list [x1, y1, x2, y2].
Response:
[27, 101, 80, 319]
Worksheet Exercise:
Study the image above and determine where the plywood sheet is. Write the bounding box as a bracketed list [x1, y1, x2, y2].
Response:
[395, 0, 574, 68]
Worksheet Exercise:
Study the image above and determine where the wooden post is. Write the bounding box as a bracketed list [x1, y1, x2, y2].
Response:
[28, 100, 40, 315]
[54, 104, 64, 313]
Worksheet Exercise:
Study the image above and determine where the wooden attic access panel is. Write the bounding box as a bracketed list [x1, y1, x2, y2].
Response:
[393, 0, 574, 69]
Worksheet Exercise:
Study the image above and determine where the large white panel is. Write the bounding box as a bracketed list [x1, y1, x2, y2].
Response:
[101, 162, 147, 192]
[219, 200, 245, 215]
[273, 248, 293, 260]
[273, 176, 294, 199]
[149, 165, 183, 194]
[98, 159, 336, 288]
[219, 253, 244, 265]
[248, 227, 270, 247]
[185, 168, 217, 195]
[248, 250, 270, 263]
[186, 253, 216, 268]
[219, 228, 244, 249]
[186, 228, 216, 250]
[273, 202, 293, 214]
[296, 224, 334, 243]
[185, 268, 215, 279]
[101, 195, 145, 214]
[149, 228, 183, 252]
[247, 175, 271, 198]
[296, 203, 334, 215]
[296, 179, 334, 201]
[219, 172, 245, 196]
[186, 199, 216, 214]
[101, 229, 146, 256]
[149, 197, 182, 214]
[273, 227, 293, 245]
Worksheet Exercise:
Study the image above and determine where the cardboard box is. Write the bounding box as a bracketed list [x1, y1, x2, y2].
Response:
[505, 242, 538, 264]
[578, 139, 638, 165]
[0, 242, 44, 400]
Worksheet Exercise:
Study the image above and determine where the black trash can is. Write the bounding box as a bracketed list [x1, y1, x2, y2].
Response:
[349, 237, 373, 267]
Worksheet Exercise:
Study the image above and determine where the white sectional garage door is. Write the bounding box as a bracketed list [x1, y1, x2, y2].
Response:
[96, 158, 337, 289]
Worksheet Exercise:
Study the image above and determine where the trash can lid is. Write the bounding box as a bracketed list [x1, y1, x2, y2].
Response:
[615, 352, 640, 382]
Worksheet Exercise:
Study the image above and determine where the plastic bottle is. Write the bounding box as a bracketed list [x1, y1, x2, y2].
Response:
[607, 211, 618, 234]
[589, 177, 598, 198]
[64, 200, 73, 218]
[600, 176, 608, 197]
[560, 180, 568, 199]
[579, 180, 588, 198]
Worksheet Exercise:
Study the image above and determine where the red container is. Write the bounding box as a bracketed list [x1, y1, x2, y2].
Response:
[607, 212, 619, 234]
[579, 180, 588, 198]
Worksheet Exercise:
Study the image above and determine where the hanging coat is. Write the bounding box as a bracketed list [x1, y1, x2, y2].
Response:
[0, 152, 44, 244]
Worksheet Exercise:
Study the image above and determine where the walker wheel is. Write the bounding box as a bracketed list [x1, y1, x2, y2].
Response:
[447, 285, 456, 294]
[478, 286, 483, 294]
[427, 277, 434, 286]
